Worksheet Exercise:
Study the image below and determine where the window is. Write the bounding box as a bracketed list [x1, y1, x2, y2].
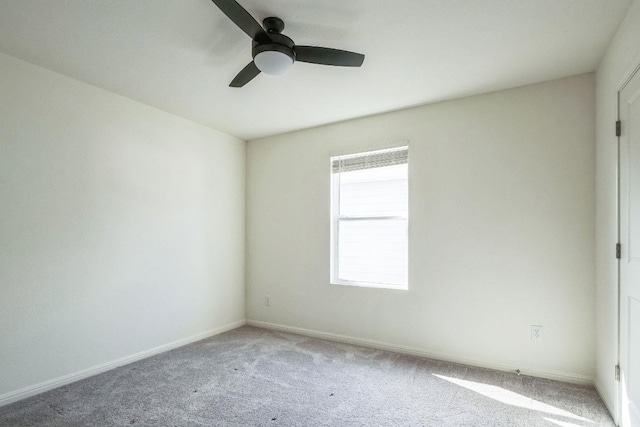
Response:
[330, 146, 408, 289]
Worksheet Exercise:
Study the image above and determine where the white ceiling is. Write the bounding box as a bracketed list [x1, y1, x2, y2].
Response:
[0, 0, 633, 140]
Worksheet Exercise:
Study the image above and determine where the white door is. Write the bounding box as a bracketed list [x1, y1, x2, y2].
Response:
[620, 67, 640, 427]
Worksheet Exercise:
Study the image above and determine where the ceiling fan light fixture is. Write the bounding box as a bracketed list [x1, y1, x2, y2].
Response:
[253, 45, 294, 75]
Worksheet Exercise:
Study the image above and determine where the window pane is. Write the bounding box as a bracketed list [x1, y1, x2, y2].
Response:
[339, 164, 408, 217]
[338, 218, 407, 286]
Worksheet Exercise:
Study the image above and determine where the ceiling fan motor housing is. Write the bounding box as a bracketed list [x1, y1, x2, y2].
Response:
[252, 36, 295, 62]
[252, 18, 295, 75]
[252, 17, 295, 64]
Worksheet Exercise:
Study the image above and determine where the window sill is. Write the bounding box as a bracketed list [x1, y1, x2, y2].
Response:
[330, 279, 408, 290]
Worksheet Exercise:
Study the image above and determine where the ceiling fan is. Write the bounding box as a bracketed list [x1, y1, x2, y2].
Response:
[211, 0, 365, 87]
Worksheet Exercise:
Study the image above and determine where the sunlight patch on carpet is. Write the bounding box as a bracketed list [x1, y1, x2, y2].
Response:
[434, 374, 594, 424]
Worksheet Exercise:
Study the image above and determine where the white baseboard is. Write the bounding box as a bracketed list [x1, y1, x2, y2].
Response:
[247, 319, 595, 387]
[0, 320, 246, 408]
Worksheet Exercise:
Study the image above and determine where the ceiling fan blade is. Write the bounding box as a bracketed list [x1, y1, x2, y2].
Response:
[229, 61, 261, 87]
[211, 0, 270, 42]
[294, 46, 365, 67]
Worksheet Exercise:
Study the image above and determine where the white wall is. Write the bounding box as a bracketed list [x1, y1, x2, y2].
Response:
[0, 53, 245, 403]
[595, 0, 640, 420]
[247, 74, 596, 383]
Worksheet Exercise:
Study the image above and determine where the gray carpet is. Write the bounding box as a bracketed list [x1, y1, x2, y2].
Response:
[0, 326, 614, 427]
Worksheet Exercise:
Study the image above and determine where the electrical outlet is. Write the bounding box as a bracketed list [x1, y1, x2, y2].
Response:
[531, 325, 543, 341]
[264, 295, 271, 307]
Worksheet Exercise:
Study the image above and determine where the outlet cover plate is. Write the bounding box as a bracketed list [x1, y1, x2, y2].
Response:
[531, 325, 543, 341]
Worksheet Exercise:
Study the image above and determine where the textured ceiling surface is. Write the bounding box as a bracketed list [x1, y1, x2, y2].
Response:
[0, 0, 633, 140]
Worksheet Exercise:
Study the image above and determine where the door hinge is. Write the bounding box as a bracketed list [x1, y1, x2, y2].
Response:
[616, 120, 622, 137]
[616, 243, 621, 259]
[615, 364, 620, 381]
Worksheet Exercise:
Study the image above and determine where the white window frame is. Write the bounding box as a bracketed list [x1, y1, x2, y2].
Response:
[330, 146, 408, 290]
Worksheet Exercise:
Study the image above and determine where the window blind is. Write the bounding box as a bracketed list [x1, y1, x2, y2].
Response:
[332, 147, 408, 173]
